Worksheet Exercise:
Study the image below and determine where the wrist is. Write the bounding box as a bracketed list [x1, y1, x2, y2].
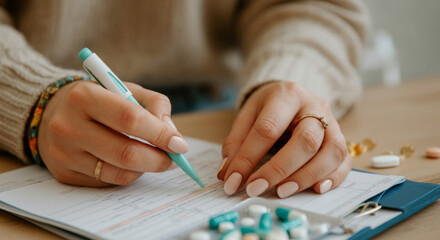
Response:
[27, 75, 89, 166]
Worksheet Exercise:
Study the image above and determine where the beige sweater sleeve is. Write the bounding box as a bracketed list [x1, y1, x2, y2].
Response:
[0, 6, 83, 163]
[236, 0, 369, 119]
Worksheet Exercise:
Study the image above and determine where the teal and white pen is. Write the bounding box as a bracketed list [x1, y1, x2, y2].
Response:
[78, 48, 204, 188]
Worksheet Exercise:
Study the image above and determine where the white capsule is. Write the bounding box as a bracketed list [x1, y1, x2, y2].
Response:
[264, 227, 289, 240]
[309, 223, 330, 237]
[221, 230, 241, 240]
[218, 221, 235, 233]
[372, 155, 400, 168]
[289, 226, 308, 239]
[240, 217, 256, 227]
[188, 230, 211, 240]
[248, 204, 269, 219]
[288, 210, 308, 224]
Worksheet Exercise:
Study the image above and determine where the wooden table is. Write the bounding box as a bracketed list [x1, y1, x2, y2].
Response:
[0, 77, 439, 239]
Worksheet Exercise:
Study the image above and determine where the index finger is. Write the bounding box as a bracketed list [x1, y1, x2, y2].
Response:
[72, 82, 189, 154]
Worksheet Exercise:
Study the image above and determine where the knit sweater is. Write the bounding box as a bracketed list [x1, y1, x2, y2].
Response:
[0, 0, 369, 163]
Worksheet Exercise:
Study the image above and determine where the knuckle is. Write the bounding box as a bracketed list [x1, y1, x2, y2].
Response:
[114, 170, 138, 185]
[118, 144, 138, 168]
[284, 82, 302, 95]
[65, 83, 88, 105]
[47, 115, 67, 137]
[222, 138, 235, 156]
[120, 106, 143, 133]
[300, 129, 322, 154]
[255, 118, 280, 141]
[153, 124, 170, 147]
[329, 140, 348, 162]
[268, 163, 289, 180]
[235, 154, 255, 172]
[150, 93, 171, 107]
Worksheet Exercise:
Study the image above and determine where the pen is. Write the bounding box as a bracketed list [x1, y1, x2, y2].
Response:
[78, 48, 205, 188]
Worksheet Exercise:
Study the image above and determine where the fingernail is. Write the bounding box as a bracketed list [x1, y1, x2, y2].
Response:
[224, 172, 242, 195]
[319, 179, 333, 193]
[168, 136, 189, 153]
[246, 178, 269, 197]
[163, 115, 176, 130]
[277, 181, 299, 198]
[217, 157, 228, 175]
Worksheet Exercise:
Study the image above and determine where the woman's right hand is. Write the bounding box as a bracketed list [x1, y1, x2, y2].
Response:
[37, 80, 188, 187]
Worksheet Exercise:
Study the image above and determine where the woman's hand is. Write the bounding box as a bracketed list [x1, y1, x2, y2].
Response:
[217, 81, 351, 198]
[38, 81, 188, 187]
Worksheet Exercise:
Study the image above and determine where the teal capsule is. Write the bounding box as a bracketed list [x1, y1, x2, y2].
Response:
[275, 207, 307, 223]
[209, 211, 239, 229]
[279, 218, 302, 232]
[240, 226, 256, 235]
[258, 212, 273, 231]
[275, 207, 290, 221]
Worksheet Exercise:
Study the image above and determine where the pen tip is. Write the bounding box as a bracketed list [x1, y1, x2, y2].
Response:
[196, 179, 205, 188]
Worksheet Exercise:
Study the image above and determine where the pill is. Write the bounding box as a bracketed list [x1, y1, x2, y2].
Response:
[188, 230, 211, 240]
[209, 211, 239, 229]
[279, 218, 302, 232]
[258, 212, 273, 231]
[240, 217, 256, 227]
[242, 233, 259, 240]
[275, 207, 307, 223]
[264, 227, 289, 240]
[219, 230, 241, 240]
[241, 226, 257, 235]
[426, 147, 440, 159]
[308, 223, 330, 237]
[289, 226, 308, 239]
[371, 155, 400, 168]
[218, 221, 235, 233]
[248, 204, 269, 219]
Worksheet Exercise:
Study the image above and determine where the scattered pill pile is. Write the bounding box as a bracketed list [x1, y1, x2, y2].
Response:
[189, 204, 330, 240]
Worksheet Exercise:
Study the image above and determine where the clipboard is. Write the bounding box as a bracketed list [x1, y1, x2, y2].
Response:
[347, 175, 440, 239]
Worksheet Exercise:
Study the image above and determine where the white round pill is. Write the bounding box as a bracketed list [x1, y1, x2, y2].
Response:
[240, 217, 256, 227]
[265, 227, 289, 240]
[189, 230, 211, 240]
[371, 155, 400, 168]
[289, 226, 308, 239]
[218, 221, 235, 233]
[248, 204, 269, 219]
[309, 223, 330, 237]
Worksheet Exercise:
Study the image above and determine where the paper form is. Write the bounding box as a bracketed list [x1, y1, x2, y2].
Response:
[0, 138, 404, 239]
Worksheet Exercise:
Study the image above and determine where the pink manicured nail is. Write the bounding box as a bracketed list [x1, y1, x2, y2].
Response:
[319, 179, 333, 193]
[168, 136, 189, 153]
[277, 181, 299, 198]
[246, 178, 269, 197]
[224, 172, 242, 195]
[217, 157, 228, 175]
[163, 115, 177, 130]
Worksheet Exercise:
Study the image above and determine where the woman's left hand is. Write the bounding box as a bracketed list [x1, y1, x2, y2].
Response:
[217, 81, 351, 198]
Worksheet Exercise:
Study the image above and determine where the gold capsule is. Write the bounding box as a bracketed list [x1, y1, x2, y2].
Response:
[354, 144, 368, 156]
[399, 145, 415, 159]
[362, 138, 377, 151]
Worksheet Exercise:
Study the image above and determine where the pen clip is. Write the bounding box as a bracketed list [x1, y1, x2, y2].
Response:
[338, 201, 382, 234]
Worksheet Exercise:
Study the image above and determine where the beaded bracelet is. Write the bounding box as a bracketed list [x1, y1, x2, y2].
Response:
[28, 75, 89, 166]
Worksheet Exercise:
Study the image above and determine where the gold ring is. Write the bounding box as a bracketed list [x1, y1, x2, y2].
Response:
[94, 160, 104, 181]
[296, 114, 328, 129]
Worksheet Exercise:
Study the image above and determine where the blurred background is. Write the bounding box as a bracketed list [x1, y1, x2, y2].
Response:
[361, 0, 440, 86]
[166, 0, 440, 113]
